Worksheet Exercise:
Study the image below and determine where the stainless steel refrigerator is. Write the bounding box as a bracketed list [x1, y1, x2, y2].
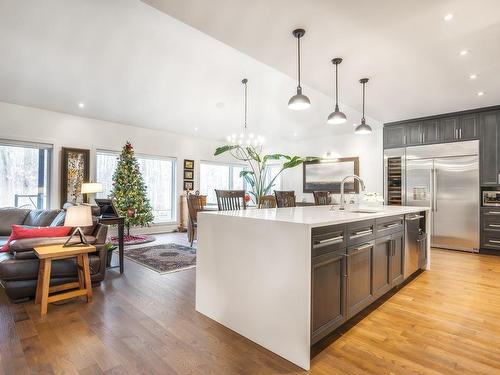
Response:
[404, 140, 479, 252]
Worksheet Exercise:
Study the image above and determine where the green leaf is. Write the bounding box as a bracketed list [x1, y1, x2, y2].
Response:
[246, 147, 261, 162]
[262, 153, 282, 162]
[214, 145, 237, 156]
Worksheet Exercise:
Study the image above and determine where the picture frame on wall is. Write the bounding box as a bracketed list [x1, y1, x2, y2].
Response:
[303, 157, 360, 193]
[184, 159, 194, 170]
[183, 180, 194, 191]
[184, 170, 194, 180]
[60, 147, 90, 208]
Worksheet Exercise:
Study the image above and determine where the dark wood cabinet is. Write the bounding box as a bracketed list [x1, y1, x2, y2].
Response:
[459, 114, 478, 140]
[422, 119, 439, 144]
[389, 232, 404, 286]
[346, 242, 373, 318]
[439, 117, 459, 142]
[384, 125, 406, 149]
[372, 236, 391, 299]
[406, 122, 423, 145]
[480, 111, 500, 186]
[311, 249, 347, 344]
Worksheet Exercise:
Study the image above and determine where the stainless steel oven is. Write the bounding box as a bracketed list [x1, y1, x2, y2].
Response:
[483, 191, 500, 207]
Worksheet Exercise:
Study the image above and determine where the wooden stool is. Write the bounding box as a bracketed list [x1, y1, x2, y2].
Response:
[34, 244, 96, 317]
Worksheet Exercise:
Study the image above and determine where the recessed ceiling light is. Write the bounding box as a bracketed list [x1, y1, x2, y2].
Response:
[459, 50, 469, 56]
[469, 74, 477, 79]
[78, 102, 85, 108]
[444, 14, 454, 21]
[477, 91, 485, 96]
[194, 127, 199, 131]
[293, 132, 298, 137]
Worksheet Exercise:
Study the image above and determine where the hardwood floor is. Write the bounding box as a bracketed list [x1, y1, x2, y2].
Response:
[1, 236, 500, 374]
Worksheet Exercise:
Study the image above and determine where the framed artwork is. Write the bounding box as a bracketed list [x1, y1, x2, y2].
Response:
[183, 180, 194, 191]
[184, 159, 194, 170]
[303, 157, 359, 193]
[60, 147, 90, 208]
[184, 170, 194, 180]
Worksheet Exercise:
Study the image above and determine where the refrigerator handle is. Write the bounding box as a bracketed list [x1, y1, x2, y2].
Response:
[430, 168, 434, 212]
[433, 168, 438, 212]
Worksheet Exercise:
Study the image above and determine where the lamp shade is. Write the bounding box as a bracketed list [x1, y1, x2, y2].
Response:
[64, 205, 92, 227]
[81, 182, 103, 194]
[288, 88, 311, 110]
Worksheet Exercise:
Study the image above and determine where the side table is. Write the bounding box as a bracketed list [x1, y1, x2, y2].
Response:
[34, 244, 96, 317]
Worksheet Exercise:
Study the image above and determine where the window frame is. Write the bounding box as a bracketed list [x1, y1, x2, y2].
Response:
[95, 149, 177, 224]
[0, 138, 53, 209]
[199, 160, 248, 204]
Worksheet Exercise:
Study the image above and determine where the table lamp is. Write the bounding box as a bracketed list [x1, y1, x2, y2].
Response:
[81, 182, 103, 204]
[63, 205, 93, 247]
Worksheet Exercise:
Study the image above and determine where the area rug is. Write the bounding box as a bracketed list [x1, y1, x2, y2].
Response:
[123, 243, 196, 274]
[111, 234, 156, 246]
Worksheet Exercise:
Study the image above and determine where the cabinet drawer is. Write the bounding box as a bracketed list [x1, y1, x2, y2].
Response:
[375, 215, 404, 236]
[312, 224, 346, 257]
[346, 219, 375, 246]
[483, 214, 500, 231]
[482, 232, 500, 249]
[482, 207, 500, 217]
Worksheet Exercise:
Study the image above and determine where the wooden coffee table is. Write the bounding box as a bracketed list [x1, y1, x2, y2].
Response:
[34, 244, 96, 317]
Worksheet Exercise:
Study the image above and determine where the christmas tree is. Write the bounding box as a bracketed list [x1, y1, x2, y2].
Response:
[110, 142, 154, 236]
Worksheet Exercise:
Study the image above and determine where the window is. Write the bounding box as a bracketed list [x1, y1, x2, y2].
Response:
[96, 150, 176, 223]
[200, 162, 246, 204]
[0, 140, 51, 209]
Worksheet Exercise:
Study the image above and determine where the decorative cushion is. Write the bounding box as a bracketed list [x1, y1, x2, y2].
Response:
[23, 209, 61, 227]
[1, 225, 72, 252]
[50, 211, 66, 227]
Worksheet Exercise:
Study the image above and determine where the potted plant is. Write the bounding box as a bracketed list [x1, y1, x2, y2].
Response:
[104, 242, 117, 267]
[215, 144, 317, 205]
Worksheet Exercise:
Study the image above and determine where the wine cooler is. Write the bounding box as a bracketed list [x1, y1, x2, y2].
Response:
[384, 148, 405, 206]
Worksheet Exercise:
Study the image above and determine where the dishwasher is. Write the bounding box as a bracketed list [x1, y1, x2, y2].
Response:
[404, 212, 426, 279]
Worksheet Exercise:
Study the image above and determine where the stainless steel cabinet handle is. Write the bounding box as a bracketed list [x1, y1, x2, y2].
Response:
[459, 128, 462, 138]
[489, 224, 500, 228]
[352, 243, 373, 252]
[489, 240, 500, 244]
[315, 236, 343, 244]
[385, 223, 400, 228]
[406, 215, 424, 221]
[488, 211, 500, 215]
[350, 229, 373, 239]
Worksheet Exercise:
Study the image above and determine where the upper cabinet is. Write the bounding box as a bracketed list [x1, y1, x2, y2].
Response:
[384, 125, 406, 149]
[480, 111, 500, 186]
[384, 110, 482, 149]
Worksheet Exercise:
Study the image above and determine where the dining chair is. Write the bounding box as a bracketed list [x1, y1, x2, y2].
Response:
[259, 195, 277, 209]
[274, 190, 296, 208]
[186, 194, 204, 247]
[313, 191, 332, 206]
[215, 190, 247, 211]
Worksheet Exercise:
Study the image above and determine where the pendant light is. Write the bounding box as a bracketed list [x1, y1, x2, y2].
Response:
[227, 79, 264, 146]
[288, 29, 311, 110]
[327, 58, 347, 124]
[354, 78, 372, 135]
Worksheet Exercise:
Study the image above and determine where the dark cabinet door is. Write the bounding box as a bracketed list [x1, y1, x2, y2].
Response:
[384, 125, 406, 148]
[480, 111, 500, 186]
[372, 236, 391, 299]
[422, 119, 439, 144]
[439, 117, 459, 142]
[346, 242, 373, 318]
[389, 232, 404, 286]
[311, 250, 347, 344]
[406, 122, 423, 145]
[458, 114, 478, 140]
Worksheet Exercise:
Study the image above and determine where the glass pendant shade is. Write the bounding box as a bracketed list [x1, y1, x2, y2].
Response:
[288, 87, 311, 110]
[354, 119, 372, 134]
[327, 105, 347, 125]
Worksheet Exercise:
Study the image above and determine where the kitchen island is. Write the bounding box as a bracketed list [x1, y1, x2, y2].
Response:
[196, 205, 430, 370]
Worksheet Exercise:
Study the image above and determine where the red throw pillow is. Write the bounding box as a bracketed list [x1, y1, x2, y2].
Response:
[0, 225, 72, 252]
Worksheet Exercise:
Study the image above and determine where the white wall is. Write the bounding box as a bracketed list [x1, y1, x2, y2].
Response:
[282, 128, 384, 203]
[0, 101, 259, 232]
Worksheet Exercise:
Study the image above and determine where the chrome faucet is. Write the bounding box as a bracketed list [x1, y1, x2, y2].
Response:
[339, 175, 366, 210]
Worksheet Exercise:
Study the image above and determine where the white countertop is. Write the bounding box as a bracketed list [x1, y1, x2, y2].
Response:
[200, 205, 429, 227]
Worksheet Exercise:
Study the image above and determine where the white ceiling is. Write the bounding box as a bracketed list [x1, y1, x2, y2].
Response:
[0, 0, 373, 143]
[144, 0, 500, 122]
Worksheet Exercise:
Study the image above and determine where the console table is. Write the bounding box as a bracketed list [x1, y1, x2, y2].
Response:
[98, 216, 125, 273]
